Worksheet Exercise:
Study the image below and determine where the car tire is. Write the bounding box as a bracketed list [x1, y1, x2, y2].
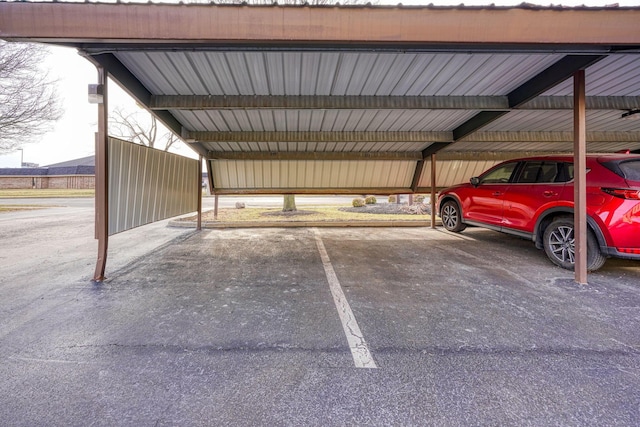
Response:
[542, 216, 607, 271]
[440, 200, 466, 232]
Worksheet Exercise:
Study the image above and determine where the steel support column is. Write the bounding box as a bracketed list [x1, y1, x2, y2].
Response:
[430, 154, 437, 229]
[574, 70, 588, 284]
[197, 155, 202, 231]
[93, 67, 109, 283]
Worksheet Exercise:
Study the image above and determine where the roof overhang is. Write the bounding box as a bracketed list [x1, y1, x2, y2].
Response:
[2, 3, 640, 48]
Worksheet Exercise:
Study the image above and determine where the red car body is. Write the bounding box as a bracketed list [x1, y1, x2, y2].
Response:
[437, 154, 640, 270]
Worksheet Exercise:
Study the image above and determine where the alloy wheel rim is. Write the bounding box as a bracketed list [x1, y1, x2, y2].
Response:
[442, 205, 458, 229]
[549, 225, 575, 264]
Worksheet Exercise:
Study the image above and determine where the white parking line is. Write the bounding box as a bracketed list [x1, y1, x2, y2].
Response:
[312, 228, 377, 369]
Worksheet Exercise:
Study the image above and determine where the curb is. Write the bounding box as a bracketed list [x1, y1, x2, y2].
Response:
[169, 220, 440, 229]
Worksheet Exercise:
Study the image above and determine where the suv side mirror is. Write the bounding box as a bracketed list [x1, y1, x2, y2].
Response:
[470, 177, 480, 187]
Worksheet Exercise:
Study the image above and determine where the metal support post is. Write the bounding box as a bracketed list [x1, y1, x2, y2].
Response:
[574, 70, 588, 284]
[197, 155, 203, 231]
[93, 67, 109, 283]
[431, 154, 437, 229]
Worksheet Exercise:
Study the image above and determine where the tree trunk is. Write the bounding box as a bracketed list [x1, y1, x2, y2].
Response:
[283, 194, 297, 212]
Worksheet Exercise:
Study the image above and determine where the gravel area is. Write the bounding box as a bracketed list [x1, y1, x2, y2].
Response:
[338, 202, 432, 215]
[260, 210, 318, 217]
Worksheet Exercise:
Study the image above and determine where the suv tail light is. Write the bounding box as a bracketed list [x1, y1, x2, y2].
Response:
[602, 188, 640, 200]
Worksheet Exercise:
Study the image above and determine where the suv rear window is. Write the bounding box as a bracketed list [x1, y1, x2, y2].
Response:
[619, 160, 640, 181]
[602, 159, 640, 181]
[516, 161, 560, 183]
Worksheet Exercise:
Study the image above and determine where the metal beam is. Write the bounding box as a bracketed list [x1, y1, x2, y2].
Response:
[507, 56, 604, 108]
[206, 162, 216, 196]
[2, 3, 640, 47]
[462, 131, 640, 143]
[188, 131, 451, 143]
[207, 151, 422, 161]
[521, 96, 640, 110]
[151, 95, 509, 110]
[452, 111, 508, 141]
[448, 55, 605, 149]
[410, 160, 425, 193]
[152, 95, 640, 111]
[191, 130, 638, 149]
[211, 187, 412, 195]
[435, 151, 555, 161]
[422, 142, 452, 157]
[88, 54, 150, 105]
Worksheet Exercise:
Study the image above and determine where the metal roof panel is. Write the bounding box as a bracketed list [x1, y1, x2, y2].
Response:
[542, 54, 640, 96]
[117, 51, 566, 99]
[482, 110, 640, 132]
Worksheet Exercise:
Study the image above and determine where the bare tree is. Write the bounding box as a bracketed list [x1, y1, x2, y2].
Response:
[0, 41, 63, 153]
[109, 106, 179, 151]
[283, 194, 297, 212]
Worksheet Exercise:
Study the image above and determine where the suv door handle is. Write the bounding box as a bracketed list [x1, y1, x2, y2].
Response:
[492, 191, 502, 196]
[543, 190, 558, 197]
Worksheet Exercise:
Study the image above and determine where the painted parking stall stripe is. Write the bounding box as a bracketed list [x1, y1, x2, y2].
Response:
[312, 228, 377, 369]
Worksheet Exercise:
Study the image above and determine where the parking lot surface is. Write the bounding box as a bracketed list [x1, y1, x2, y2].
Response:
[1, 202, 640, 426]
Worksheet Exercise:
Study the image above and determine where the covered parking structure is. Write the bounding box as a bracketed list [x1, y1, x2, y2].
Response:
[1, 2, 639, 284]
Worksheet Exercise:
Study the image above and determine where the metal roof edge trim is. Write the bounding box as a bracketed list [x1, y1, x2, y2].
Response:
[2, 1, 640, 11]
[3, 2, 640, 46]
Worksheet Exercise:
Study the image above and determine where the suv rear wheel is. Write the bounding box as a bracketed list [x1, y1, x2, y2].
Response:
[542, 216, 606, 271]
[441, 200, 466, 232]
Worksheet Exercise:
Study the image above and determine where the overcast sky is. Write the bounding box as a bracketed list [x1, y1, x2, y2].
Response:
[1, 0, 638, 168]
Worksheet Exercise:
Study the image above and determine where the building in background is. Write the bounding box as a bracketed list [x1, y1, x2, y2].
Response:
[0, 155, 95, 189]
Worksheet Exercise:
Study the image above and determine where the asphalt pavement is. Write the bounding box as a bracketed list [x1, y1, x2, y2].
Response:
[1, 199, 640, 426]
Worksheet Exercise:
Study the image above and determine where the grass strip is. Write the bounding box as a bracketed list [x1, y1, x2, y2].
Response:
[0, 189, 94, 198]
[179, 207, 433, 223]
[0, 205, 48, 213]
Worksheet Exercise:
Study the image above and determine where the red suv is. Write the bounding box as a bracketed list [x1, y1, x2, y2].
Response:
[437, 154, 640, 271]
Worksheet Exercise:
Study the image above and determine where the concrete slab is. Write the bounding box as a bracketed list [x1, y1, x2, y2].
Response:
[1, 206, 640, 425]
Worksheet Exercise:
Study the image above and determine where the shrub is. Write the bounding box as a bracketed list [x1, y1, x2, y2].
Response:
[388, 195, 397, 203]
[414, 194, 426, 204]
[352, 198, 365, 207]
[365, 195, 377, 205]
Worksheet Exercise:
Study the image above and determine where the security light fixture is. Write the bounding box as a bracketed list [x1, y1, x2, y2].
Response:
[621, 109, 640, 120]
[88, 84, 104, 104]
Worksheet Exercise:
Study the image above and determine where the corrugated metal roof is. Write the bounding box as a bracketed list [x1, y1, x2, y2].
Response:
[9, 3, 638, 194]
[119, 48, 639, 193]
[117, 51, 565, 97]
[201, 141, 428, 153]
[444, 140, 640, 153]
[482, 110, 640, 132]
[212, 159, 416, 190]
[171, 109, 480, 133]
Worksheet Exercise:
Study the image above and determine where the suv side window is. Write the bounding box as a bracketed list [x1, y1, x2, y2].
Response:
[556, 162, 574, 182]
[516, 161, 560, 183]
[479, 162, 518, 184]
